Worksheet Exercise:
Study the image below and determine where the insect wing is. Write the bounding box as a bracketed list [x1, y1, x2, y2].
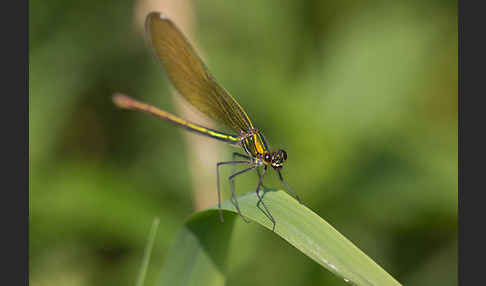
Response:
[145, 12, 254, 133]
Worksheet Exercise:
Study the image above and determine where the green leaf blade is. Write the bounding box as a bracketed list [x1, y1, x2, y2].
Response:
[159, 190, 401, 286]
[159, 212, 236, 286]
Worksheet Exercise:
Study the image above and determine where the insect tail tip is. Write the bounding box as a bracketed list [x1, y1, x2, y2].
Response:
[112, 93, 133, 109]
[146, 11, 167, 20]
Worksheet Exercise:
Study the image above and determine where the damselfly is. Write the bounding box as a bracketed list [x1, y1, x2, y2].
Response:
[113, 12, 302, 230]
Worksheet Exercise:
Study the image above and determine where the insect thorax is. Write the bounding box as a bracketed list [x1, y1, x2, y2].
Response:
[239, 129, 269, 161]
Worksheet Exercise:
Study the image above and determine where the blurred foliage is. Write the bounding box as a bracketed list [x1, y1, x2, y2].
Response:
[30, 0, 457, 285]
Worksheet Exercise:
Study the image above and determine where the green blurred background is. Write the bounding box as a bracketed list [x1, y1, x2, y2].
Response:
[29, 0, 457, 285]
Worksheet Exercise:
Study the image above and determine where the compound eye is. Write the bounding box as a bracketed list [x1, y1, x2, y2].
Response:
[264, 153, 271, 161]
[280, 149, 287, 161]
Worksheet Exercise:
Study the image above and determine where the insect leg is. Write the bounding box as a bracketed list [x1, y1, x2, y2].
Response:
[256, 167, 269, 189]
[231, 153, 250, 189]
[276, 168, 302, 204]
[228, 165, 258, 223]
[217, 160, 250, 223]
[232, 152, 250, 160]
[231, 152, 267, 188]
[255, 166, 276, 231]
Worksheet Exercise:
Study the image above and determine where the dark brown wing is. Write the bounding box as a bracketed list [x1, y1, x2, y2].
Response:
[145, 12, 254, 133]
